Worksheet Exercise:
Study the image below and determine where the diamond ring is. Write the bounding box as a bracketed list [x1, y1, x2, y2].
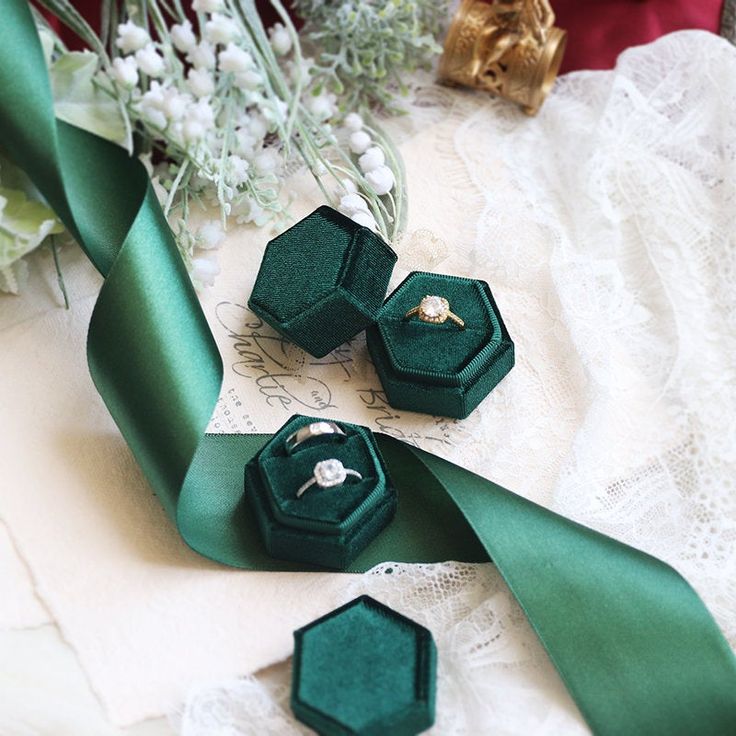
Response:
[285, 421, 347, 454]
[296, 459, 363, 499]
[404, 295, 465, 329]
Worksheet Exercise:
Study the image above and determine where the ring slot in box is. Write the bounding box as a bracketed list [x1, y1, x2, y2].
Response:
[366, 271, 514, 419]
[248, 206, 398, 358]
[244, 415, 397, 569]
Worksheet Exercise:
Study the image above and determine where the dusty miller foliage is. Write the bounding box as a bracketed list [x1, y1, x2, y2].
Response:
[295, 0, 448, 112]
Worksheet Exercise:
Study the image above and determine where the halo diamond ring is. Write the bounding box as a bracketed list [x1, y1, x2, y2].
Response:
[296, 459, 363, 499]
[404, 295, 465, 329]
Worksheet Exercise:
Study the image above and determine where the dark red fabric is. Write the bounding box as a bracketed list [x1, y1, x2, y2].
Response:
[36, 0, 299, 51]
[554, 0, 724, 72]
[38, 1, 724, 72]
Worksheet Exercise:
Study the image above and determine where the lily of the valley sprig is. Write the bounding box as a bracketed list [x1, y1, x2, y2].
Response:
[6, 0, 439, 293]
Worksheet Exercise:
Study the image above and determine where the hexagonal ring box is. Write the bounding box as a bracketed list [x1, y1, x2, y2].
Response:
[367, 271, 515, 419]
[244, 415, 397, 570]
[248, 206, 398, 358]
[292, 595, 437, 736]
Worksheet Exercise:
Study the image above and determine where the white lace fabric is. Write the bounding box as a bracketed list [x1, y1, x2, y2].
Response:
[180, 30, 736, 735]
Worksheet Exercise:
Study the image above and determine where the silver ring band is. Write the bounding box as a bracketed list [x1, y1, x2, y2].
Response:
[285, 421, 347, 454]
[296, 459, 363, 499]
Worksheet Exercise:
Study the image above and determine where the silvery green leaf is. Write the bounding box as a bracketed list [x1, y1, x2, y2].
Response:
[0, 187, 64, 270]
[50, 51, 126, 145]
[0, 259, 29, 295]
[38, 28, 55, 66]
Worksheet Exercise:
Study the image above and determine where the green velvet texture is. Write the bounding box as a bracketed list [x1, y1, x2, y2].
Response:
[367, 272, 514, 418]
[245, 416, 397, 569]
[248, 206, 397, 358]
[292, 596, 436, 736]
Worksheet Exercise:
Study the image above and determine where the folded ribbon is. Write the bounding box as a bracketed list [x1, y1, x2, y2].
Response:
[2, 2, 736, 733]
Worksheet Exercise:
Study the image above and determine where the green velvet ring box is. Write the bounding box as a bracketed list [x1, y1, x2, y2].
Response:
[366, 271, 514, 419]
[248, 206, 398, 358]
[292, 595, 437, 736]
[244, 415, 397, 570]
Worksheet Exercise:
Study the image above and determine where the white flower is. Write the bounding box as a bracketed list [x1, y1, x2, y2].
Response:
[109, 56, 139, 88]
[254, 148, 281, 175]
[349, 130, 371, 154]
[141, 81, 165, 106]
[135, 44, 165, 77]
[187, 68, 215, 97]
[313, 161, 327, 176]
[338, 193, 369, 215]
[232, 196, 268, 226]
[344, 112, 363, 132]
[183, 99, 215, 142]
[197, 220, 226, 249]
[340, 178, 358, 194]
[218, 43, 254, 74]
[358, 146, 385, 173]
[285, 56, 314, 84]
[139, 81, 167, 128]
[235, 70, 262, 91]
[191, 98, 215, 126]
[183, 120, 206, 142]
[187, 42, 216, 70]
[248, 115, 268, 140]
[365, 165, 395, 195]
[227, 155, 250, 185]
[161, 88, 191, 120]
[205, 13, 239, 44]
[192, 0, 222, 12]
[115, 20, 149, 54]
[261, 99, 288, 128]
[192, 255, 220, 287]
[306, 92, 337, 122]
[235, 126, 258, 158]
[269, 23, 292, 55]
[140, 103, 166, 130]
[350, 210, 377, 230]
[171, 21, 196, 52]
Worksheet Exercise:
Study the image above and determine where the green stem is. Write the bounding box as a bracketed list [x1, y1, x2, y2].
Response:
[164, 159, 189, 218]
[49, 236, 70, 309]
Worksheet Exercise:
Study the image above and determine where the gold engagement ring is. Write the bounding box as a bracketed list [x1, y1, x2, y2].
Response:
[404, 295, 465, 329]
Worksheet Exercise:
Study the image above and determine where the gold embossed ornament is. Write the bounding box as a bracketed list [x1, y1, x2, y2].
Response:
[439, 0, 567, 115]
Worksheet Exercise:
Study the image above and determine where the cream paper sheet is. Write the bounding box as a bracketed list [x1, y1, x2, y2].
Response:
[0, 116, 488, 725]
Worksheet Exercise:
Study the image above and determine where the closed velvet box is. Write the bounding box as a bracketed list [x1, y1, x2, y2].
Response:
[366, 271, 514, 419]
[248, 206, 398, 358]
[292, 596, 437, 736]
[244, 415, 397, 570]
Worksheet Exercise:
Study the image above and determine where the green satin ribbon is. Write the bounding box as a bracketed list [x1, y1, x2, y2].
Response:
[2, 2, 736, 733]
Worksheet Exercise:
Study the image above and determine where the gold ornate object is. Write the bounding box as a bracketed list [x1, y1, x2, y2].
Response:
[439, 0, 567, 116]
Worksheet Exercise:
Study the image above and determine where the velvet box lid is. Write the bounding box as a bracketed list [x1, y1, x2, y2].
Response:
[248, 206, 398, 359]
[244, 415, 397, 570]
[366, 271, 515, 419]
[292, 595, 437, 736]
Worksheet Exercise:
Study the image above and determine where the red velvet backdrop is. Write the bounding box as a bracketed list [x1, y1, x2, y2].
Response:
[39, 0, 724, 72]
[553, 0, 724, 72]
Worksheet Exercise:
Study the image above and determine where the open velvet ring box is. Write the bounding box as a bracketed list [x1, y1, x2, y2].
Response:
[244, 415, 397, 570]
[247, 206, 514, 419]
[367, 271, 514, 419]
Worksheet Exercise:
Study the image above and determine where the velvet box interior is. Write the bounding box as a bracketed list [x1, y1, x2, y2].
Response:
[244, 415, 397, 570]
[366, 271, 515, 419]
[248, 206, 398, 358]
[292, 595, 437, 736]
